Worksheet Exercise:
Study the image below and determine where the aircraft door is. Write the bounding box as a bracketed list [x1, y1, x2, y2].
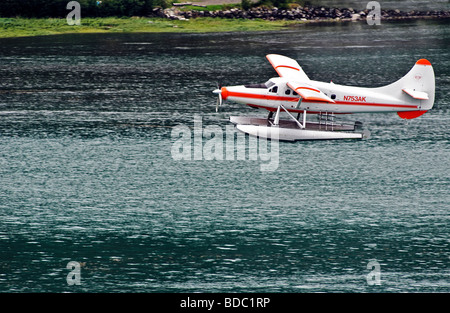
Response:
[267, 84, 281, 107]
[280, 85, 300, 110]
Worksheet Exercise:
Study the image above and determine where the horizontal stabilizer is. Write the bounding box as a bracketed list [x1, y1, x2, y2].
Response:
[402, 88, 429, 100]
[287, 81, 335, 103]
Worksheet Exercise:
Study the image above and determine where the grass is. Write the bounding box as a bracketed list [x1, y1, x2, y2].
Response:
[0, 17, 297, 38]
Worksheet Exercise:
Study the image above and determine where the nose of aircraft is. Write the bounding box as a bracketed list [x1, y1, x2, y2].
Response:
[212, 87, 228, 98]
[212, 87, 229, 112]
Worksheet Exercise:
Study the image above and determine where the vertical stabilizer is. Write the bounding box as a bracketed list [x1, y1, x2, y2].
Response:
[377, 59, 435, 119]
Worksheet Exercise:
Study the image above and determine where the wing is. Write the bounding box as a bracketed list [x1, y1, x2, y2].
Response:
[266, 54, 310, 81]
[266, 54, 334, 103]
[287, 81, 335, 103]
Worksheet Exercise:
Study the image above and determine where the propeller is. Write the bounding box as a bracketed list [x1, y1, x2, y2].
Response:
[216, 92, 222, 112]
[213, 83, 222, 112]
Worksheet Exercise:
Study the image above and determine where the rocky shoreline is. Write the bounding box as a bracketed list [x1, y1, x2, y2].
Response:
[151, 5, 450, 22]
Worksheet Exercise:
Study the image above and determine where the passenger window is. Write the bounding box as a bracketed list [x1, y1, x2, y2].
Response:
[293, 91, 298, 96]
[285, 89, 291, 95]
[331, 94, 336, 100]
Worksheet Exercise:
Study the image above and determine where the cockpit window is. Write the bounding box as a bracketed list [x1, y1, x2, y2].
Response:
[265, 80, 275, 88]
[245, 83, 267, 88]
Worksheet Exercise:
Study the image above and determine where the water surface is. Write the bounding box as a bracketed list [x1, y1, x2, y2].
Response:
[0, 19, 449, 292]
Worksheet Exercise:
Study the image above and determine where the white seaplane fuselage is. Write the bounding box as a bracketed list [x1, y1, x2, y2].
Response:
[221, 77, 421, 114]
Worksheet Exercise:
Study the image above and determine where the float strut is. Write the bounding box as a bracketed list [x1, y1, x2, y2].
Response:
[303, 110, 307, 129]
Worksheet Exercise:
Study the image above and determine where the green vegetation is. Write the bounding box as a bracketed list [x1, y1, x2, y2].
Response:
[254, 0, 290, 9]
[0, 0, 170, 18]
[0, 17, 295, 38]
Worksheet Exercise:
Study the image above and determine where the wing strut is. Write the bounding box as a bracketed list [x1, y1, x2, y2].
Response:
[271, 104, 306, 129]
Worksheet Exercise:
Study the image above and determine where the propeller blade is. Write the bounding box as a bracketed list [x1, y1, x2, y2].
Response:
[216, 93, 222, 112]
[213, 86, 223, 112]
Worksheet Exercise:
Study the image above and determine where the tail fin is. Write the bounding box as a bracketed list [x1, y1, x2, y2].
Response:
[378, 59, 435, 119]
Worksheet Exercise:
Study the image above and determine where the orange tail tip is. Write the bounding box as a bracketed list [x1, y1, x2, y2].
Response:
[397, 110, 428, 119]
[416, 59, 432, 66]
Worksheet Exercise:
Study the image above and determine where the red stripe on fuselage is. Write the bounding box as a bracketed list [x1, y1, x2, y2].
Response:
[227, 91, 418, 109]
[228, 91, 295, 102]
[334, 101, 417, 108]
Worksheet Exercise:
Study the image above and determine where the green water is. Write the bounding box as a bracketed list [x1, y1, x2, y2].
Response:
[0, 19, 449, 292]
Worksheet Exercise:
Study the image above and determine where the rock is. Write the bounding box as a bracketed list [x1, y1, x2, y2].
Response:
[147, 5, 449, 23]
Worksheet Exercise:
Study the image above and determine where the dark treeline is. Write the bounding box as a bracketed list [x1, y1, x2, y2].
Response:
[0, 0, 170, 18]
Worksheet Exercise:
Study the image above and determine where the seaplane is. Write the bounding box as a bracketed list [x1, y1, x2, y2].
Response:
[212, 54, 435, 141]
